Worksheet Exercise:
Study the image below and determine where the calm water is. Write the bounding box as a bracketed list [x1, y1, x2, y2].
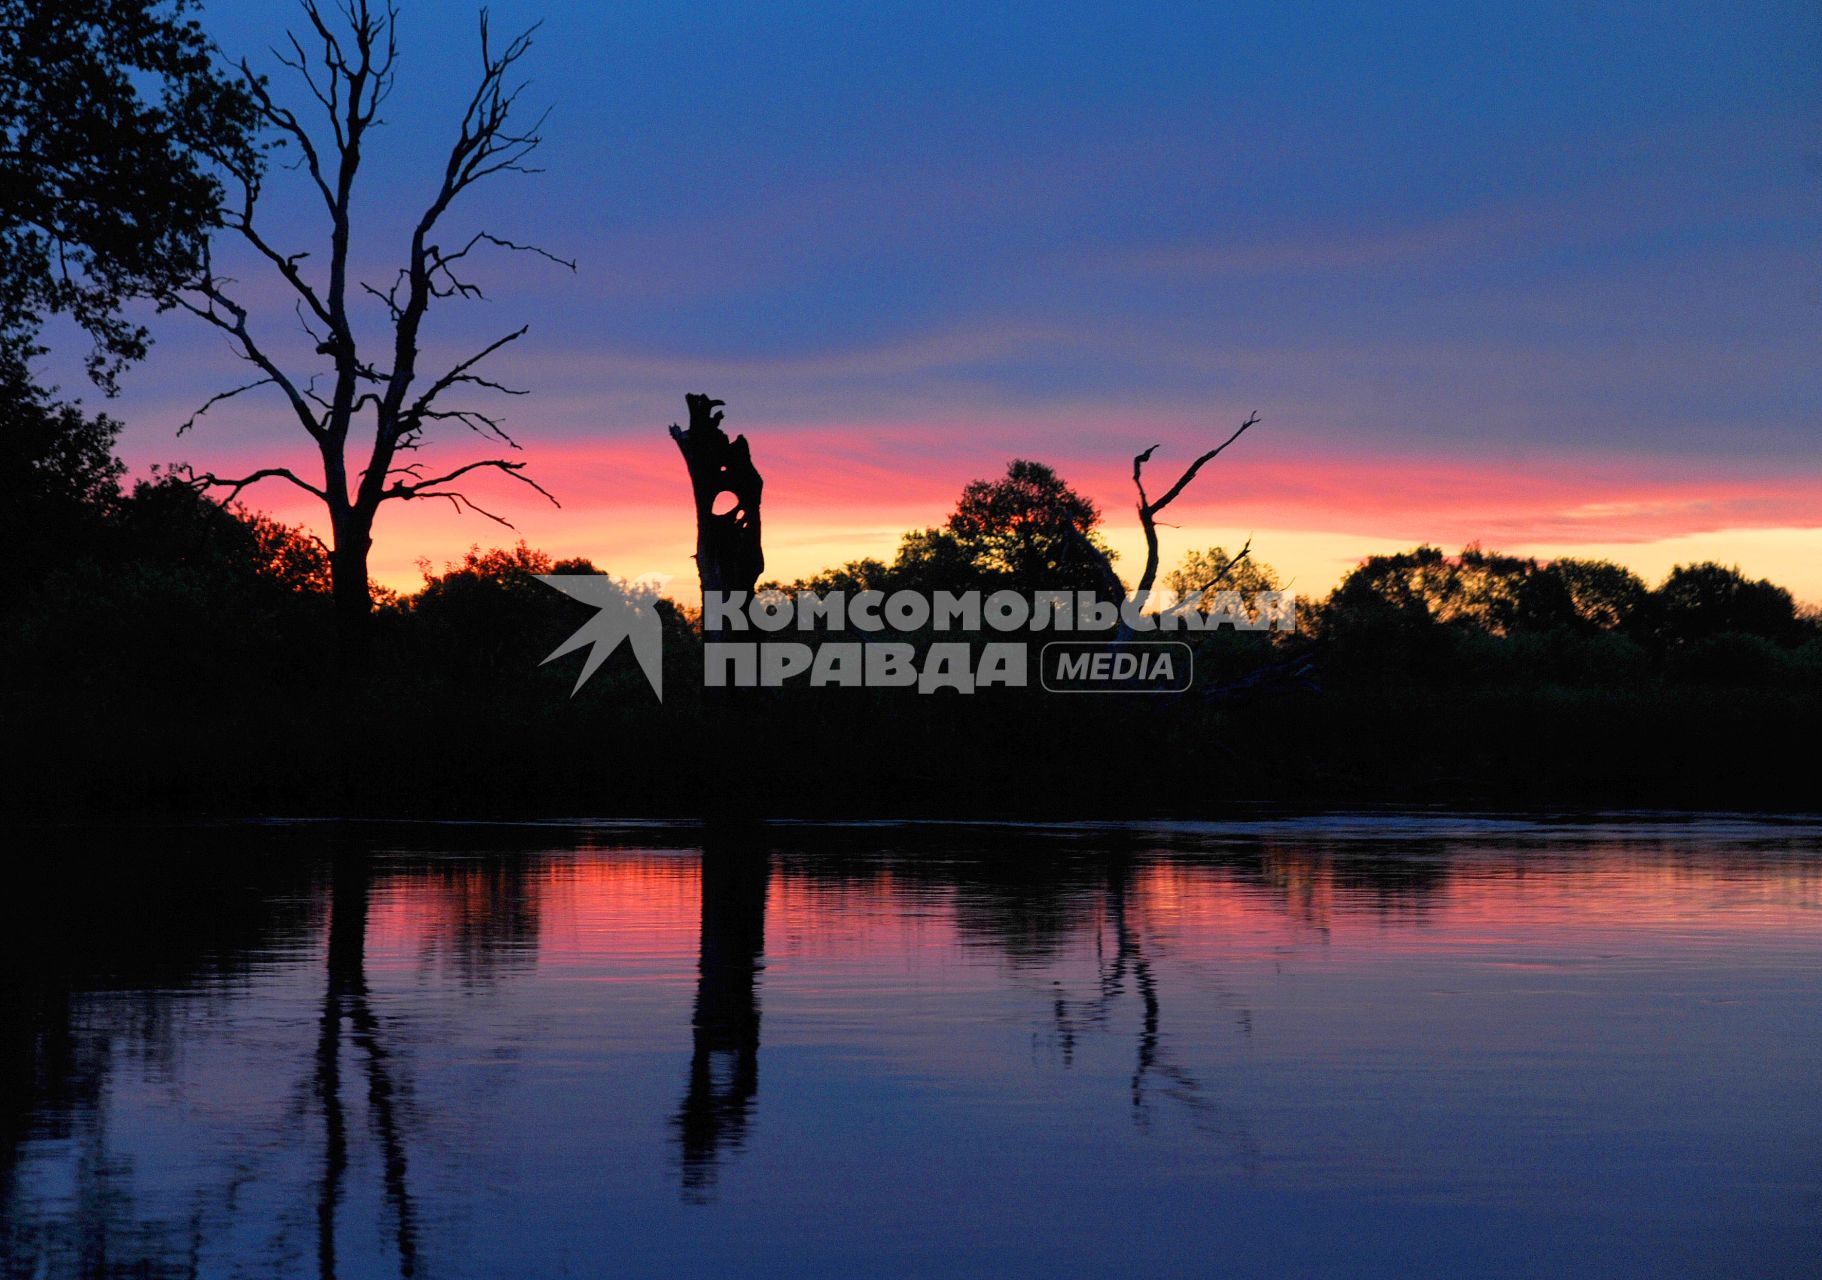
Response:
[4, 819, 1820, 1278]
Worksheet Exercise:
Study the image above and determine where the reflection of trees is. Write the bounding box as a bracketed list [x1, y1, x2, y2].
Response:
[1040, 838, 1450, 1151]
[1, 827, 557, 1278]
[948, 858, 1099, 965]
[12, 822, 1711, 1268]
[672, 842, 769, 1203]
[1, 832, 317, 1277]
[311, 837, 559, 1273]
[772, 834, 1270, 1157]
[316, 850, 418, 1279]
[1193, 837, 1456, 933]
[1048, 856, 1258, 1162]
[408, 857, 545, 987]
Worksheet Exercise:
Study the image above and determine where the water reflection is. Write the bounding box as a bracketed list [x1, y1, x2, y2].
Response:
[3, 819, 1820, 1278]
[2, 831, 318, 1276]
[1047, 855, 1257, 1159]
[673, 839, 769, 1199]
[317, 850, 417, 1278]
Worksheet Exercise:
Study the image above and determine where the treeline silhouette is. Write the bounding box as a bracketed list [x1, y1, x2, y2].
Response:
[1, 819, 1517, 1271]
[5, 389, 1817, 817]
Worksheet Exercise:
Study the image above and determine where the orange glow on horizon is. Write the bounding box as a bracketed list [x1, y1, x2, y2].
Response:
[172, 432, 1822, 605]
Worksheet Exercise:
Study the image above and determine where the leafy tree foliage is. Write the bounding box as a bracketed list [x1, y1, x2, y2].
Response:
[406, 544, 600, 681]
[1653, 562, 1799, 646]
[1321, 544, 1581, 637]
[118, 472, 331, 596]
[404, 545, 696, 700]
[789, 557, 893, 596]
[776, 460, 1116, 596]
[1309, 544, 1817, 689]
[1552, 558, 1650, 631]
[1165, 546, 1280, 604]
[0, 0, 259, 389]
[945, 460, 1112, 589]
[0, 363, 125, 575]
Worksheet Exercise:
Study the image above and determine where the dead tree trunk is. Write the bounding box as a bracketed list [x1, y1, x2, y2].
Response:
[669, 394, 764, 599]
[670, 394, 765, 824]
[1117, 412, 1260, 642]
[174, 6, 568, 679]
[328, 512, 374, 665]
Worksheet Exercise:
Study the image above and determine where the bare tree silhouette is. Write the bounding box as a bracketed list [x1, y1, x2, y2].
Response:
[172, 1, 571, 657]
[1114, 414, 1262, 642]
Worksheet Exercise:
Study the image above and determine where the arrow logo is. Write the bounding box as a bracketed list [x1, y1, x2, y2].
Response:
[536, 574, 669, 700]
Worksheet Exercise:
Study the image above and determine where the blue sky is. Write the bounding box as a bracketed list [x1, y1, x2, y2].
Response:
[90, 0, 1822, 593]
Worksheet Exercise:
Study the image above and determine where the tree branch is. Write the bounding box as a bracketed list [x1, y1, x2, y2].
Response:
[1158, 538, 1255, 619]
[169, 254, 328, 443]
[1142, 413, 1260, 519]
[217, 158, 334, 329]
[178, 463, 327, 505]
[179, 376, 277, 435]
[379, 456, 559, 528]
[1122, 413, 1262, 636]
[236, 58, 336, 215]
[419, 231, 576, 301]
[395, 326, 529, 439]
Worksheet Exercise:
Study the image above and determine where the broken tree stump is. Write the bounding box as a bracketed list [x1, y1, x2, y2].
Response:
[669, 393, 764, 599]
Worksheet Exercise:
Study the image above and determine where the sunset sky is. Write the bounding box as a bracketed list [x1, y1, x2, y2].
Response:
[69, 0, 1821, 600]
